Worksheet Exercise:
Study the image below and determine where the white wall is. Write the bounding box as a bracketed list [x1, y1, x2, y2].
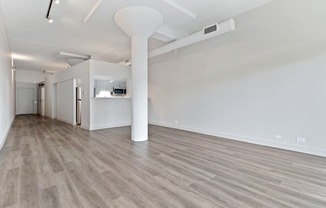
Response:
[148, 1, 326, 157]
[16, 69, 47, 83]
[149, 53, 326, 156]
[45, 60, 131, 131]
[89, 60, 131, 130]
[45, 61, 90, 129]
[56, 79, 75, 125]
[0, 6, 15, 150]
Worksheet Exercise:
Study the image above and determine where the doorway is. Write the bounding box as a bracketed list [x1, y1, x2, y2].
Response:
[17, 88, 34, 114]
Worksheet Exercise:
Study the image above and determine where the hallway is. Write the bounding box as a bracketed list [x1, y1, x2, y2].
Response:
[0, 116, 326, 208]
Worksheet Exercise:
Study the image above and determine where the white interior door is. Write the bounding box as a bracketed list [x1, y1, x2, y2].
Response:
[17, 88, 34, 114]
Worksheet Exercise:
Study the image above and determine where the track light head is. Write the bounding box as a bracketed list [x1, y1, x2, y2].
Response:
[46, 0, 55, 23]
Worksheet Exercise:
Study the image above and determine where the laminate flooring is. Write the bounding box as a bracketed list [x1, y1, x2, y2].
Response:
[0, 115, 326, 208]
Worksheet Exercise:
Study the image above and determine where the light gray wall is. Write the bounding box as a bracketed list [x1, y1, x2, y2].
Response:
[45, 60, 131, 131]
[0, 5, 15, 150]
[45, 60, 90, 129]
[149, 53, 326, 156]
[90, 60, 131, 130]
[56, 79, 75, 125]
[148, 1, 326, 157]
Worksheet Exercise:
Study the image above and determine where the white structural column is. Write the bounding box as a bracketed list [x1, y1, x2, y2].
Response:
[114, 6, 163, 141]
[131, 35, 148, 141]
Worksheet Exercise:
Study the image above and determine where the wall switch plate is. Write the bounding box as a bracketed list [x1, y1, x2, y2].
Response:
[275, 135, 282, 139]
[296, 137, 306, 143]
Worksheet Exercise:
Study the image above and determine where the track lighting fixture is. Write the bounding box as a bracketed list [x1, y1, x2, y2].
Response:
[46, 0, 58, 23]
[46, 0, 54, 22]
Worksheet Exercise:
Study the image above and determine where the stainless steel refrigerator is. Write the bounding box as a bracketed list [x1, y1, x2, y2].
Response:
[76, 87, 82, 125]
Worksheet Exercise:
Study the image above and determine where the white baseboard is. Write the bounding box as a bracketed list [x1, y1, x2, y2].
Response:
[0, 135, 7, 151]
[56, 118, 75, 125]
[44, 114, 56, 120]
[0, 116, 15, 151]
[90, 123, 131, 131]
[80, 125, 90, 130]
[149, 121, 326, 157]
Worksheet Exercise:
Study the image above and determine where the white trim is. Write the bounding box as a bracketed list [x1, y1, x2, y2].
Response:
[44, 115, 90, 131]
[0, 116, 15, 151]
[149, 121, 326, 157]
[44, 115, 56, 120]
[90, 123, 131, 131]
[56, 118, 74, 125]
[80, 124, 90, 130]
[0, 134, 7, 150]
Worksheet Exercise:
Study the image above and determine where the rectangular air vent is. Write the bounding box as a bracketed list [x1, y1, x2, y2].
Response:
[203, 24, 218, 35]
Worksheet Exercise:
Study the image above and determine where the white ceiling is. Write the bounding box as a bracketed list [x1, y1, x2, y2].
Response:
[0, 0, 273, 72]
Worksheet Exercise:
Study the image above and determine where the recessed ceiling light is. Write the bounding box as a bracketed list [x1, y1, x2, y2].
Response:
[48, 18, 53, 23]
[54, 0, 60, 4]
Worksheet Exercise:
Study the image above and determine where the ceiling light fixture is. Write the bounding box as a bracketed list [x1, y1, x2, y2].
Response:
[46, 0, 54, 23]
[54, 0, 60, 4]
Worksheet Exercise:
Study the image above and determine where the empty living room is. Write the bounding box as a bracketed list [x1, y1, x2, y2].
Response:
[0, 0, 325, 207]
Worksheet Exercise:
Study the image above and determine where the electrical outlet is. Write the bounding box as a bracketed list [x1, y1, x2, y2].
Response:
[274, 135, 282, 139]
[296, 137, 306, 143]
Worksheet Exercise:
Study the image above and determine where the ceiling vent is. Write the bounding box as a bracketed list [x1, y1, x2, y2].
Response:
[203, 23, 218, 35]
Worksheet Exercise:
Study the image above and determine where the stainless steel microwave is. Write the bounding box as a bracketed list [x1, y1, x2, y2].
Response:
[112, 87, 127, 96]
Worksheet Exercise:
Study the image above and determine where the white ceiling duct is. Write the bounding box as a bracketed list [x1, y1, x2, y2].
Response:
[54, 52, 90, 66]
[120, 18, 235, 65]
[149, 18, 235, 58]
[65, 58, 87, 66]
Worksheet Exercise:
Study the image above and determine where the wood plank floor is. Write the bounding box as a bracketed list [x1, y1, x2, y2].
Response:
[0, 115, 326, 208]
